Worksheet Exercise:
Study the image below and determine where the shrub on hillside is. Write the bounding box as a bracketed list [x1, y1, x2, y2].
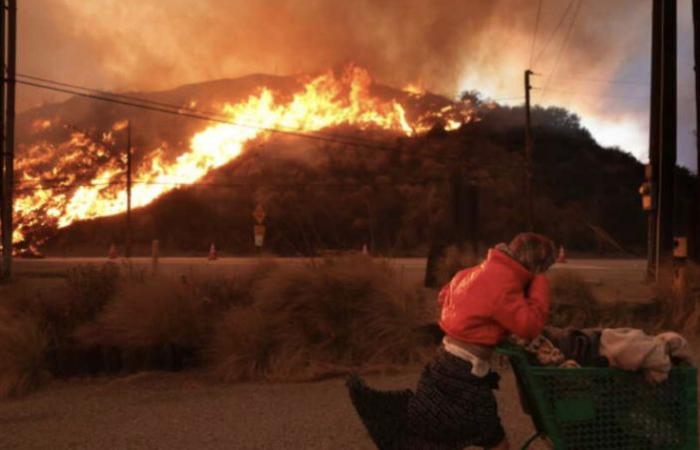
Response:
[210, 256, 435, 382]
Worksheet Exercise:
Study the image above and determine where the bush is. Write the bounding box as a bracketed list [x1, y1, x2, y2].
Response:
[653, 262, 700, 335]
[0, 308, 48, 398]
[65, 263, 121, 323]
[77, 275, 211, 370]
[548, 270, 598, 327]
[188, 260, 278, 310]
[210, 256, 435, 382]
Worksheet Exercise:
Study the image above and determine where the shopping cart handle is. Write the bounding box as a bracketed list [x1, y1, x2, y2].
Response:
[495, 342, 529, 362]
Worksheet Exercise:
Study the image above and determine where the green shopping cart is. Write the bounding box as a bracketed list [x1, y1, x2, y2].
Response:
[496, 343, 698, 450]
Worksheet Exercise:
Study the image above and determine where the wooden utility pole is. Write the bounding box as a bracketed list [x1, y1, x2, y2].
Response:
[524, 69, 534, 231]
[647, 0, 663, 280]
[1, 0, 16, 280]
[125, 121, 132, 258]
[451, 171, 479, 255]
[692, 0, 700, 262]
[0, 2, 5, 279]
[656, 0, 677, 282]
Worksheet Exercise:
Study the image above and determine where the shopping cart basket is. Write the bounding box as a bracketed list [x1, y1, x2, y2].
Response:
[496, 343, 698, 450]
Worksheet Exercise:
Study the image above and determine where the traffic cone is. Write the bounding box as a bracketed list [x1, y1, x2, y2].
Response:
[362, 243, 369, 256]
[208, 243, 218, 261]
[557, 245, 567, 263]
[108, 244, 118, 259]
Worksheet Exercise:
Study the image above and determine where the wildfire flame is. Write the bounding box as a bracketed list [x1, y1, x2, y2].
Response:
[13, 66, 474, 247]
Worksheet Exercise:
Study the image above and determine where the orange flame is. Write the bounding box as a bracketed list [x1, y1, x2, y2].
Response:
[13, 66, 474, 246]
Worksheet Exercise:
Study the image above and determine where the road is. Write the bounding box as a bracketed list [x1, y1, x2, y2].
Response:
[0, 365, 551, 450]
[14, 256, 651, 302]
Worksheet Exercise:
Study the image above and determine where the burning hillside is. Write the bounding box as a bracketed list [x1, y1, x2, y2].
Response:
[13, 66, 475, 249]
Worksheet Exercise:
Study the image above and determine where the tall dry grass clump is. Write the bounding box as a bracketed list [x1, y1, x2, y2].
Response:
[210, 256, 435, 382]
[0, 308, 48, 398]
[654, 262, 700, 335]
[65, 263, 121, 323]
[78, 275, 211, 370]
[188, 259, 277, 310]
[548, 270, 598, 327]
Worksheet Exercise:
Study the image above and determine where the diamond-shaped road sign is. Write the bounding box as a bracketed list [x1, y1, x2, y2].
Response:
[253, 204, 265, 224]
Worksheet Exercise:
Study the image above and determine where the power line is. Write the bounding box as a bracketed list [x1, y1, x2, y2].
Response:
[534, 87, 649, 100]
[19, 73, 433, 149]
[529, 0, 543, 68]
[14, 77, 413, 152]
[532, 0, 576, 66]
[544, 76, 649, 86]
[488, 96, 525, 103]
[16, 73, 407, 149]
[539, 0, 584, 103]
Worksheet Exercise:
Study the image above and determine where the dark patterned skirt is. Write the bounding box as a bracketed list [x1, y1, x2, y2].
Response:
[347, 349, 504, 450]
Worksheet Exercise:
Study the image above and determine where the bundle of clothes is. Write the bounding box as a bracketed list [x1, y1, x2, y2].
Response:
[512, 326, 694, 382]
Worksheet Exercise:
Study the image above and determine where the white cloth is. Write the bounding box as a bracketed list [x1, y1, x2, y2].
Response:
[600, 328, 694, 383]
[442, 337, 491, 377]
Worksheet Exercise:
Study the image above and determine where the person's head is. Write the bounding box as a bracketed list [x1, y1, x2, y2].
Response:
[507, 232, 557, 274]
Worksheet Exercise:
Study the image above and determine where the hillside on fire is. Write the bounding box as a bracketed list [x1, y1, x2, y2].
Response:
[14, 68, 695, 256]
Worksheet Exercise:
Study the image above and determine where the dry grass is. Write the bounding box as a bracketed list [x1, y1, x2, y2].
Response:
[210, 256, 435, 382]
[79, 276, 211, 355]
[0, 308, 48, 398]
[435, 245, 478, 287]
[65, 263, 121, 323]
[653, 262, 700, 335]
[548, 270, 598, 328]
[548, 270, 649, 330]
[187, 260, 278, 310]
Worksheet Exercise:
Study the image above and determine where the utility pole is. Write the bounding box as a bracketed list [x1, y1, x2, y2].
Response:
[0, 1, 5, 279]
[656, 0, 677, 282]
[647, 0, 663, 280]
[125, 120, 132, 258]
[692, 0, 700, 262]
[524, 69, 534, 231]
[1, 0, 16, 281]
[451, 170, 479, 255]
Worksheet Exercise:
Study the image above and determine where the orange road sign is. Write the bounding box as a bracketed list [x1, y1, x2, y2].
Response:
[253, 204, 266, 224]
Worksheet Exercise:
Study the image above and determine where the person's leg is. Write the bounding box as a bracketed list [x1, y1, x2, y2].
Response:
[346, 374, 413, 449]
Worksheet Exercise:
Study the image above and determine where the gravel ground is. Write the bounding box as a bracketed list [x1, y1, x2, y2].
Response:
[0, 365, 551, 450]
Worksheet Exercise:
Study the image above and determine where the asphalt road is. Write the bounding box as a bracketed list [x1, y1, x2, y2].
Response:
[14, 256, 651, 302]
[0, 365, 551, 450]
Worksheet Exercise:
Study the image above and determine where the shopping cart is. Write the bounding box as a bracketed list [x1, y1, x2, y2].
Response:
[496, 343, 698, 450]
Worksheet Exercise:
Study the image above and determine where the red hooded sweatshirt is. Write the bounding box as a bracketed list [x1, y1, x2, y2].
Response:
[438, 248, 550, 345]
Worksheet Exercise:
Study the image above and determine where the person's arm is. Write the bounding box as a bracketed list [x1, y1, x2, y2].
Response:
[491, 274, 550, 339]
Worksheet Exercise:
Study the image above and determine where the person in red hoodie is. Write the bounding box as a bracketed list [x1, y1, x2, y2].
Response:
[347, 232, 557, 450]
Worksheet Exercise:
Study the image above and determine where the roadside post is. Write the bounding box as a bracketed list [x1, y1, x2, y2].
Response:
[151, 239, 159, 272]
[253, 204, 265, 254]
